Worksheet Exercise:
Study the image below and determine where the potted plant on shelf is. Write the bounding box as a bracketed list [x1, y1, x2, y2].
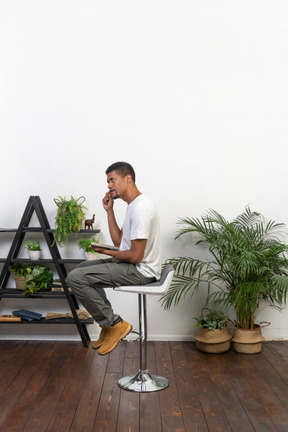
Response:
[77, 237, 100, 260]
[8, 263, 27, 290]
[25, 240, 41, 261]
[9, 263, 54, 297]
[53, 196, 87, 246]
[161, 207, 288, 354]
[194, 308, 232, 353]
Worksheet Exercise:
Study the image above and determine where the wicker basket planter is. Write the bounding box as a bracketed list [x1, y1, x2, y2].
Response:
[14, 275, 26, 291]
[194, 326, 232, 353]
[232, 324, 269, 354]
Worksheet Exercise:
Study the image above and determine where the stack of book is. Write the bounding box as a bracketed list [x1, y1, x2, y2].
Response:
[12, 310, 42, 321]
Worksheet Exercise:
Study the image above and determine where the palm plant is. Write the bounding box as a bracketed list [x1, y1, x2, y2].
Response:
[162, 207, 288, 329]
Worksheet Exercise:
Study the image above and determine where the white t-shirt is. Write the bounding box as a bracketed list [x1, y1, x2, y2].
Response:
[120, 194, 161, 280]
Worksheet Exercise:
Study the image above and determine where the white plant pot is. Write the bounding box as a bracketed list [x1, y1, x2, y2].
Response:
[84, 251, 98, 261]
[28, 250, 41, 261]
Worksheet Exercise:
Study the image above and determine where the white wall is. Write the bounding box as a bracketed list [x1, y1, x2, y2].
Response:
[1, 0, 288, 341]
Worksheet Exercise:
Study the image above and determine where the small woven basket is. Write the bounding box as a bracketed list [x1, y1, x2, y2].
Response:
[232, 324, 268, 354]
[195, 327, 232, 353]
[14, 276, 26, 291]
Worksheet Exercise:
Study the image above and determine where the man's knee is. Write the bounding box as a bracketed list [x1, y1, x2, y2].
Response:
[66, 268, 82, 290]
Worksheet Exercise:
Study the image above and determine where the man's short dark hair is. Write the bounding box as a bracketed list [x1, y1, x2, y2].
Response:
[106, 162, 136, 183]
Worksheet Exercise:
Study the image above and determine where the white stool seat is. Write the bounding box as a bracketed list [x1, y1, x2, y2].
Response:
[114, 265, 174, 393]
[114, 265, 174, 295]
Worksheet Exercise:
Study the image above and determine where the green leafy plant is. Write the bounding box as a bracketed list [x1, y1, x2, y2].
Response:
[9, 263, 54, 297]
[162, 207, 288, 329]
[76, 237, 99, 253]
[195, 309, 228, 330]
[9, 263, 27, 277]
[53, 195, 87, 246]
[24, 266, 54, 297]
[25, 240, 41, 251]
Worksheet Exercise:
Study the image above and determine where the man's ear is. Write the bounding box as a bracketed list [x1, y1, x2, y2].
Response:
[126, 174, 132, 183]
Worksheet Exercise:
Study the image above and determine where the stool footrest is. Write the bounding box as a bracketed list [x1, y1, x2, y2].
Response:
[122, 330, 140, 342]
[118, 369, 170, 392]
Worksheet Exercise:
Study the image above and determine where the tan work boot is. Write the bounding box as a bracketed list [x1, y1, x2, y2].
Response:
[97, 319, 132, 356]
[92, 326, 107, 349]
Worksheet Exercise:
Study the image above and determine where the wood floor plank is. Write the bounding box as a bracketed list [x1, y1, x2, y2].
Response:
[170, 341, 209, 432]
[70, 349, 109, 432]
[92, 343, 126, 432]
[46, 411, 75, 432]
[55, 342, 96, 412]
[0, 341, 53, 429]
[117, 355, 140, 432]
[123, 338, 140, 359]
[106, 340, 126, 374]
[262, 342, 288, 384]
[156, 341, 186, 432]
[204, 351, 255, 432]
[23, 342, 82, 432]
[0, 341, 37, 398]
[252, 346, 288, 411]
[221, 350, 279, 431]
[265, 341, 288, 364]
[139, 342, 162, 432]
[0, 342, 66, 432]
[238, 351, 288, 430]
[92, 372, 121, 432]
[179, 343, 232, 432]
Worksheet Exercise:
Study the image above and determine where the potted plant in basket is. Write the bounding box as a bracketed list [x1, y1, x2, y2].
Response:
[161, 207, 288, 354]
[77, 237, 100, 260]
[25, 240, 41, 261]
[9, 263, 54, 297]
[53, 195, 87, 246]
[194, 308, 232, 353]
[9, 263, 27, 291]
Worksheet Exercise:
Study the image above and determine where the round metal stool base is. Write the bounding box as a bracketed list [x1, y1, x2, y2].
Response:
[118, 370, 170, 392]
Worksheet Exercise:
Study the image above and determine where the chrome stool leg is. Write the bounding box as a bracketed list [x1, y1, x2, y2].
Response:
[118, 293, 170, 392]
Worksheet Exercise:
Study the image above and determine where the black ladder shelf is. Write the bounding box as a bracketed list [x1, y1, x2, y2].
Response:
[0, 195, 100, 347]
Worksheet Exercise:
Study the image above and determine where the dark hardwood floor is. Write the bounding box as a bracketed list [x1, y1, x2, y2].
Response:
[0, 339, 288, 431]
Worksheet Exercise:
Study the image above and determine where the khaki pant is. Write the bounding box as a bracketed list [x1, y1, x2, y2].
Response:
[66, 258, 155, 328]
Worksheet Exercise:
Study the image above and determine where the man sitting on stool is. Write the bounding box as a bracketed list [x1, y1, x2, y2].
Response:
[66, 161, 161, 355]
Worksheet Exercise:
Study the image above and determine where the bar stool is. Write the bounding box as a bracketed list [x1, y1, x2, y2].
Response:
[114, 265, 174, 392]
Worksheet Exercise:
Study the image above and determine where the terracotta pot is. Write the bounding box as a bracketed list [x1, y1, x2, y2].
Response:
[194, 326, 232, 353]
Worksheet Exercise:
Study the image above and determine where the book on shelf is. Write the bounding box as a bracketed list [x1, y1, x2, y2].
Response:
[51, 287, 72, 292]
[0, 314, 21, 322]
[12, 309, 42, 321]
